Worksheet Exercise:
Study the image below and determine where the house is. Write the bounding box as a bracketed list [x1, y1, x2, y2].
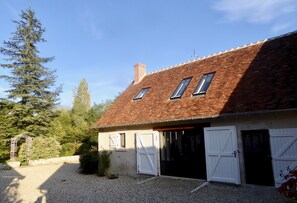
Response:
[95, 31, 297, 187]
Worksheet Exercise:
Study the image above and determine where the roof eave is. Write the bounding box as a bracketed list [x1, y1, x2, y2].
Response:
[96, 108, 297, 130]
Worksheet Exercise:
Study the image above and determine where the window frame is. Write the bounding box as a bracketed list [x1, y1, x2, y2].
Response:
[193, 72, 215, 95]
[109, 133, 126, 150]
[170, 77, 192, 99]
[119, 133, 126, 148]
[133, 87, 150, 100]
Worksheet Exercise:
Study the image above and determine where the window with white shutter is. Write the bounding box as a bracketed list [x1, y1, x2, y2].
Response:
[109, 133, 126, 150]
[109, 134, 120, 149]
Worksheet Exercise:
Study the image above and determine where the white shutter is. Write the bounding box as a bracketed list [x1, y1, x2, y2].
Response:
[269, 128, 297, 187]
[109, 134, 120, 149]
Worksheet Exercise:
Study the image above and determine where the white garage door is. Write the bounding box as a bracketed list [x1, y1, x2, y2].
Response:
[269, 128, 297, 187]
[204, 126, 241, 185]
[136, 133, 158, 176]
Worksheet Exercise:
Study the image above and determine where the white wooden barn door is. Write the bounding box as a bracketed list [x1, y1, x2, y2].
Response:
[136, 133, 158, 176]
[204, 126, 241, 184]
[269, 128, 297, 187]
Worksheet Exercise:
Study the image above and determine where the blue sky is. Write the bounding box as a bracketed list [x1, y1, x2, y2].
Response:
[0, 0, 297, 107]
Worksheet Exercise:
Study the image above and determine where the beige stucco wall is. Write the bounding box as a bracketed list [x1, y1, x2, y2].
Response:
[99, 111, 297, 183]
[98, 129, 155, 176]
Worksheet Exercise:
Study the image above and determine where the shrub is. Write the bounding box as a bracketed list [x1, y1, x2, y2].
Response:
[60, 142, 81, 156]
[30, 137, 61, 160]
[76, 136, 97, 155]
[79, 151, 99, 174]
[18, 137, 61, 165]
[18, 142, 30, 165]
[98, 150, 111, 176]
[0, 144, 10, 161]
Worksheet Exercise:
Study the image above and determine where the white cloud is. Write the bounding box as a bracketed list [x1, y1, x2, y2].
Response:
[213, 0, 297, 23]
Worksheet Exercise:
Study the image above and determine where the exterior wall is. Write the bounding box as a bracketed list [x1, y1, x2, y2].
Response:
[99, 111, 297, 184]
[211, 111, 297, 184]
[98, 129, 154, 176]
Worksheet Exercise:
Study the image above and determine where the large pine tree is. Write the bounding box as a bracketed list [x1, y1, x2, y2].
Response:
[0, 8, 61, 137]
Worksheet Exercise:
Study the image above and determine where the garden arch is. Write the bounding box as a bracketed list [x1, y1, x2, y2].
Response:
[10, 133, 32, 161]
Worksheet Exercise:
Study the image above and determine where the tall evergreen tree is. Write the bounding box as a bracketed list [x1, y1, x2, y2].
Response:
[72, 79, 90, 117]
[0, 8, 61, 137]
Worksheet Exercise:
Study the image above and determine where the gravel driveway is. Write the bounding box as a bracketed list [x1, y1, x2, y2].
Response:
[0, 163, 287, 203]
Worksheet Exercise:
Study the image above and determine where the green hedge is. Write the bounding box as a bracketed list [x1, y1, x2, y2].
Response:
[60, 142, 81, 157]
[0, 144, 10, 161]
[19, 137, 61, 165]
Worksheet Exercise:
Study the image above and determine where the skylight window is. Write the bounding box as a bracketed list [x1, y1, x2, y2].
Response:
[134, 87, 150, 100]
[193, 72, 215, 95]
[170, 77, 192, 99]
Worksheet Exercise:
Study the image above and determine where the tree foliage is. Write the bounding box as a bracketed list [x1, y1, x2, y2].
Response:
[0, 8, 61, 137]
[73, 79, 90, 117]
[86, 100, 113, 125]
[48, 107, 89, 144]
[19, 137, 61, 164]
[0, 9, 117, 160]
[47, 79, 107, 147]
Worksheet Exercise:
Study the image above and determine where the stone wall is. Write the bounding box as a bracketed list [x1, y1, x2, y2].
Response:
[0, 155, 79, 170]
[29, 155, 79, 166]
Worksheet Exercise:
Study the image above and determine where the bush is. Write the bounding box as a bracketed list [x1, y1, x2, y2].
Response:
[19, 137, 61, 165]
[0, 144, 10, 161]
[18, 142, 30, 165]
[76, 136, 97, 155]
[60, 142, 81, 157]
[30, 137, 61, 160]
[79, 151, 99, 174]
[98, 150, 111, 176]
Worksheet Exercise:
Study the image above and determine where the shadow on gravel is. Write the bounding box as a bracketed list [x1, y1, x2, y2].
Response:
[0, 167, 24, 202]
[34, 162, 287, 203]
[35, 163, 79, 203]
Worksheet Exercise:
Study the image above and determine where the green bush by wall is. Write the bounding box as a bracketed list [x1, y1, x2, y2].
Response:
[19, 137, 61, 165]
[79, 151, 99, 174]
[60, 142, 81, 157]
[98, 150, 111, 176]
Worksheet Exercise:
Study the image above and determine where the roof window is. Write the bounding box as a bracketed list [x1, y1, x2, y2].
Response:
[134, 87, 150, 100]
[170, 77, 192, 99]
[193, 72, 215, 95]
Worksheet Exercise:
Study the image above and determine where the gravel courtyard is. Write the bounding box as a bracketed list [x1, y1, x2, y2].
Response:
[0, 163, 287, 203]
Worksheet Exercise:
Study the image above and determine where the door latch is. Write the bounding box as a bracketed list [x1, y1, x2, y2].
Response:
[233, 150, 239, 158]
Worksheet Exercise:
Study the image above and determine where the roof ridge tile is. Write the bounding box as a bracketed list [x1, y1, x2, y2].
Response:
[146, 30, 297, 76]
[147, 39, 267, 75]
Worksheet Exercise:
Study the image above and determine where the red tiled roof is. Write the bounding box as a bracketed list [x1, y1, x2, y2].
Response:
[96, 31, 297, 128]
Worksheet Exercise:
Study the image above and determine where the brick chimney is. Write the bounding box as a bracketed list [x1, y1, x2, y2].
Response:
[134, 63, 146, 84]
